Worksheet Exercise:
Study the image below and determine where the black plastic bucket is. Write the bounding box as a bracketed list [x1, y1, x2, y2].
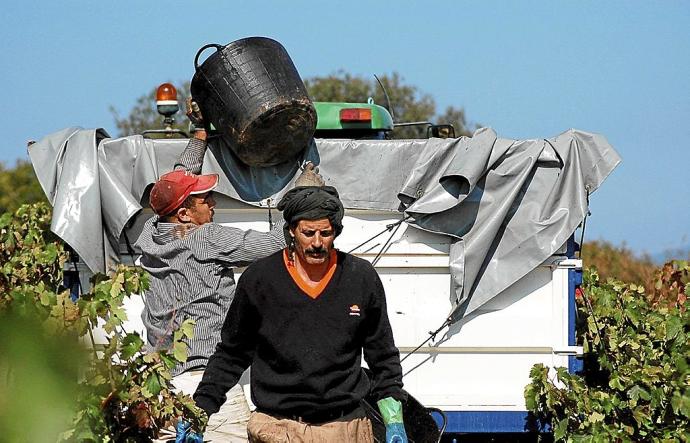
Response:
[191, 37, 316, 167]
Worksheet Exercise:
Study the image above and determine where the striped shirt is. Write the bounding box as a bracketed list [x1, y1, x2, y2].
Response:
[135, 136, 285, 375]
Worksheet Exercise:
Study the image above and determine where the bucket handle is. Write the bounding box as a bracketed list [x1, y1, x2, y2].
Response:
[194, 44, 224, 71]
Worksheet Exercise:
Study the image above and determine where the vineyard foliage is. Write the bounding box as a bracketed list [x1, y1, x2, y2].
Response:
[2, 202, 688, 441]
[0, 159, 48, 215]
[525, 264, 690, 442]
[0, 203, 205, 442]
[581, 240, 658, 288]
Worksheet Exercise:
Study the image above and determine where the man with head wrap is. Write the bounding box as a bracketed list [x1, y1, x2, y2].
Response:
[192, 185, 409, 443]
[139, 100, 325, 443]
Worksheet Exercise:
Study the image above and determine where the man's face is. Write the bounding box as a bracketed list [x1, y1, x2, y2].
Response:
[185, 192, 216, 225]
[290, 218, 335, 266]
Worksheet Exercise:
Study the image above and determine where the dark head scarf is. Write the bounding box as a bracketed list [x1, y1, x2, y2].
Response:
[277, 186, 344, 245]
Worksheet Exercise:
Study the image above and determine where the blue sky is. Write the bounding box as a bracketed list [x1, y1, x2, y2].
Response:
[2, 1, 688, 256]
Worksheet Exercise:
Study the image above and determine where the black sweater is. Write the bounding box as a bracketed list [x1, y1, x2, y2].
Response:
[194, 249, 404, 417]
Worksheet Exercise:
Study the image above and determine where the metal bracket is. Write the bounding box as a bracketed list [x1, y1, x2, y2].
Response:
[545, 258, 583, 270]
[553, 346, 584, 356]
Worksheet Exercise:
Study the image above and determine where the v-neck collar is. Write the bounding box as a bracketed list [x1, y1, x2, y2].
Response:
[283, 249, 338, 299]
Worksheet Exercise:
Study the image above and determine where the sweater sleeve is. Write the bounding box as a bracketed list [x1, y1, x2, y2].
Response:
[193, 277, 258, 415]
[201, 219, 286, 267]
[174, 137, 207, 174]
[361, 267, 407, 403]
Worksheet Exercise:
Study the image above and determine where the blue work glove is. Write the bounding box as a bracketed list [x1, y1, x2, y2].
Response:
[377, 397, 408, 443]
[175, 420, 204, 443]
[385, 422, 408, 443]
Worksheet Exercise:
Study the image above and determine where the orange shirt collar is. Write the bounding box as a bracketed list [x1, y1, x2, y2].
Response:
[283, 249, 338, 299]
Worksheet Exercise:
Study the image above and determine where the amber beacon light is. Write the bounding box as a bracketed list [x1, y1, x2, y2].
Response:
[156, 83, 179, 117]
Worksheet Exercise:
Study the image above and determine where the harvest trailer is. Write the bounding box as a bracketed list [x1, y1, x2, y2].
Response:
[29, 100, 620, 440]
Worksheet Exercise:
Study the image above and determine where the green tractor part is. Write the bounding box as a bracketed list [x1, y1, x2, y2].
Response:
[313, 100, 394, 140]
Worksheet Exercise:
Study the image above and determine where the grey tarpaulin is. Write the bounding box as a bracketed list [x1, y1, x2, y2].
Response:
[28, 127, 620, 318]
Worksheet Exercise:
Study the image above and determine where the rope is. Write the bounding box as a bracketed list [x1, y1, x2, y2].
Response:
[574, 188, 614, 368]
[347, 213, 454, 364]
[578, 186, 591, 258]
[345, 213, 456, 364]
[371, 220, 404, 267]
[574, 187, 591, 325]
[400, 317, 453, 363]
[347, 214, 411, 254]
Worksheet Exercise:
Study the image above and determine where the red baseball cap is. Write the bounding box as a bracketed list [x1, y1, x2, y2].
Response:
[150, 169, 219, 216]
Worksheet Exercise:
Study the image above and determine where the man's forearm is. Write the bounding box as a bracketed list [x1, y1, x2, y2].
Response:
[174, 131, 207, 174]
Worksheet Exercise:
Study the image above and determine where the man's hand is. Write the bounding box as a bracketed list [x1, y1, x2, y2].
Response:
[186, 97, 206, 138]
[175, 420, 204, 443]
[377, 397, 408, 443]
[294, 162, 325, 187]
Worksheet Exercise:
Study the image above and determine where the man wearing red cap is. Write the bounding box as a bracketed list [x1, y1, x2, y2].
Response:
[138, 102, 322, 442]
